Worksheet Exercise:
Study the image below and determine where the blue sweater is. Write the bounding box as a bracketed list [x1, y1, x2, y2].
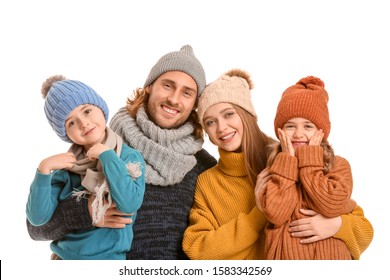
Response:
[26, 144, 145, 260]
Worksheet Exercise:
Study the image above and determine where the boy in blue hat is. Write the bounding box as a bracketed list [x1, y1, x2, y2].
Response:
[26, 75, 145, 259]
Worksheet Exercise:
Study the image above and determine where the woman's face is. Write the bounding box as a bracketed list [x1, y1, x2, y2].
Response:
[203, 102, 244, 152]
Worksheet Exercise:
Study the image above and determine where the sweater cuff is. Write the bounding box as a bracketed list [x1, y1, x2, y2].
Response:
[333, 214, 349, 241]
[296, 145, 324, 168]
[270, 152, 298, 181]
[61, 196, 95, 231]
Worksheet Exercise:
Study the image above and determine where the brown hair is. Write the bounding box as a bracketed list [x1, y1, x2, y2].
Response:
[233, 104, 277, 187]
[125, 87, 204, 140]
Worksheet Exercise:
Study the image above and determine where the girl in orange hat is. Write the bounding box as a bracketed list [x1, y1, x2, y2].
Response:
[260, 76, 365, 259]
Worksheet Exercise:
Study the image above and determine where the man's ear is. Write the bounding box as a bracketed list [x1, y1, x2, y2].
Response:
[145, 85, 151, 94]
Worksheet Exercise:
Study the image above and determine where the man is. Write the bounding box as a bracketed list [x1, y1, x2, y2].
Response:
[27, 45, 217, 259]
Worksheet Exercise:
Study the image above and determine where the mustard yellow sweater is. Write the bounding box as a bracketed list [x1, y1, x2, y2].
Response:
[183, 148, 373, 260]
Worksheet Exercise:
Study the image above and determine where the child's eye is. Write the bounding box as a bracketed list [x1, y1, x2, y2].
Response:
[67, 120, 75, 127]
[85, 108, 92, 114]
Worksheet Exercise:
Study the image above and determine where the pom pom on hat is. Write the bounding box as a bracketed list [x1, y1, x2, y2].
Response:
[197, 68, 257, 127]
[274, 75, 331, 140]
[42, 75, 109, 143]
[144, 45, 206, 97]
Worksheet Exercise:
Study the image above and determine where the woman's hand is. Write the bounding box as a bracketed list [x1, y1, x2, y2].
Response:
[254, 168, 271, 212]
[88, 195, 133, 228]
[289, 209, 342, 243]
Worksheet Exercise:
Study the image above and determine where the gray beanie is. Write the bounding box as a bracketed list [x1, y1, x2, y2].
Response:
[144, 45, 206, 97]
[42, 75, 109, 143]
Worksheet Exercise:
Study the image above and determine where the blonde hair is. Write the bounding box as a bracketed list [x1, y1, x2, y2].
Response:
[233, 105, 277, 187]
[126, 87, 204, 140]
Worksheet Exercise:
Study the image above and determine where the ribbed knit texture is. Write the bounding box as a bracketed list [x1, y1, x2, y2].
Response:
[183, 149, 268, 260]
[26, 146, 373, 260]
[198, 73, 257, 124]
[274, 76, 331, 140]
[261, 145, 357, 259]
[110, 107, 203, 186]
[144, 45, 206, 97]
[43, 78, 109, 143]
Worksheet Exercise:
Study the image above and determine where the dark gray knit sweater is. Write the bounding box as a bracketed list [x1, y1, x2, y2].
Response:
[26, 148, 216, 260]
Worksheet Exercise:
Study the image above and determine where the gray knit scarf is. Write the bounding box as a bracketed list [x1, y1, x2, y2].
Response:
[109, 106, 203, 186]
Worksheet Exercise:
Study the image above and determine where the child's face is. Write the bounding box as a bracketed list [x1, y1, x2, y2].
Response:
[65, 104, 107, 150]
[203, 102, 244, 152]
[282, 117, 319, 150]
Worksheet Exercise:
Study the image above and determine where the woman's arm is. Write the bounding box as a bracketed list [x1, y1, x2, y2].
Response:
[183, 205, 266, 260]
[183, 176, 268, 260]
[289, 205, 373, 259]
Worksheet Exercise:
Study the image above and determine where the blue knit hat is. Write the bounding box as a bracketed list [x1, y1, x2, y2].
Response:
[42, 75, 109, 143]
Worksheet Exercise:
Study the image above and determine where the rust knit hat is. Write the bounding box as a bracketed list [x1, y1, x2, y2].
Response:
[198, 69, 257, 127]
[274, 76, 331, 140]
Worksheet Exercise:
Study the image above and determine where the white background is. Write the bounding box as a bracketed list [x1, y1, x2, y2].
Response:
[1, 0, 388, 279]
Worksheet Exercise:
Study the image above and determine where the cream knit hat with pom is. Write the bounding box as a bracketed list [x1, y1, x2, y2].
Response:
[197, 69, 257, 126]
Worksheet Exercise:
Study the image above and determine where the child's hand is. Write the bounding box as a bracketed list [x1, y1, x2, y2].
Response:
[38, 153, 76, 174]
[309, 129, 324, 146]
[86, 143, 109, 160]
[278, 128, 295, 156]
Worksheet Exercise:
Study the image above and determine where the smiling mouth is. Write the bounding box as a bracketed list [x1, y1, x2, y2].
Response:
[84, 127, 95, 136]
[292, 141, 308, 146]
[161, 105, 180, 115]
[220, 132, 235, 141]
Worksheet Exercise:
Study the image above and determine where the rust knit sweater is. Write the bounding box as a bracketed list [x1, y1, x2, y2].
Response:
[261, 145, 357, 259]
[183, 148, 373, 260]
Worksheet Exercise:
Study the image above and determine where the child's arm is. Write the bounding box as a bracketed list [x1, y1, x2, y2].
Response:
[26, 153, 76, 226]
[100, 144, 145, 214]
[260, 152, 299, 226]
[297, 145, 355, 217]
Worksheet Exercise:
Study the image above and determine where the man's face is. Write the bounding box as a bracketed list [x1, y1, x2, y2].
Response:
[146, 71, 197, 129]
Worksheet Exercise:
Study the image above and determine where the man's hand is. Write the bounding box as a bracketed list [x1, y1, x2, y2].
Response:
[88, 195, 133, 228]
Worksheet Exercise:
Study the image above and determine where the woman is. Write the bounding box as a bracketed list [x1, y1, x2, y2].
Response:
[182, 69, 373, 259]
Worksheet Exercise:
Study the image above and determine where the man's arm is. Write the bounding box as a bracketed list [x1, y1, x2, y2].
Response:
[26, 196, 93, 241]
